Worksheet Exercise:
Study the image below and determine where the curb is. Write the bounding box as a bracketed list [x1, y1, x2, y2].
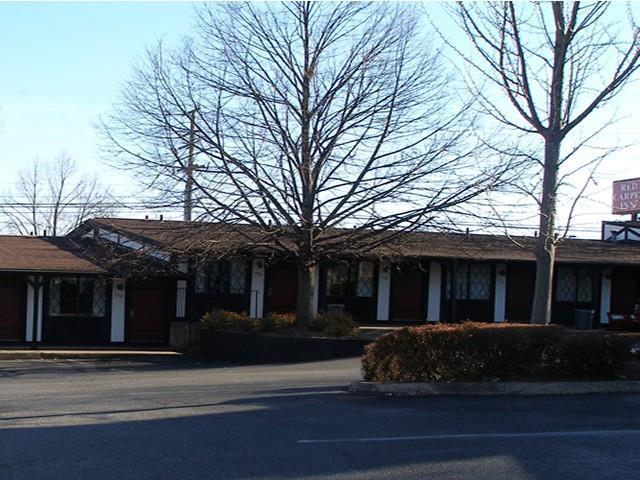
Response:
[0, 350, 184, 361]
[349, 380, 640, 396]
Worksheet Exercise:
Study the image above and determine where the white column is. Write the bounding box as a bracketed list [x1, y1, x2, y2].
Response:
[250, 259, 265, 318]
[110, 277, 126, 343]
[175, 280, 187, 319]
[26, 276, 44, 342]
[600, 268, 612, 324]
[376, 261, 391, 321]
[493, 263, 507, 322]
[427, 261, 442, 322]
[25, 277, 34, 342]
[36, 285, 43, 342]
[313, 266, 320, 314]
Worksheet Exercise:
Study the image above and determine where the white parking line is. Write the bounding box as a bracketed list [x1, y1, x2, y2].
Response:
[298, 429, 640, 444]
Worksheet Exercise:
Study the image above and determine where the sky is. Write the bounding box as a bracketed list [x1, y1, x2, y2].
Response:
[0, 1, 638, 238]
[0, 1, 197, 192]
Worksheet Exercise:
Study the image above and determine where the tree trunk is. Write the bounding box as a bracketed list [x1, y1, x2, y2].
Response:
[530, 138, 560, 324]
[295, 2, 316, 329]
[296, 262, 317, 326]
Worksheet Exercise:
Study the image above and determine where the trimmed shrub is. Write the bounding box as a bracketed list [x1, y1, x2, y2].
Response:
[311, 311, 357, 337]
[362, 322, 630, 382]
[201, 310, 296, 333]
[559, 334, 629, 379]
[201, 310, 252, 331]
[261, 312, 297, 331]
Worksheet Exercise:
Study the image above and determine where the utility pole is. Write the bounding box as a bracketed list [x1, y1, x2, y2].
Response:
[184, 107, 199, 222]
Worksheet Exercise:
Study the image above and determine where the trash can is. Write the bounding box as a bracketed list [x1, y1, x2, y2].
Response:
[574, 309, 595, 330]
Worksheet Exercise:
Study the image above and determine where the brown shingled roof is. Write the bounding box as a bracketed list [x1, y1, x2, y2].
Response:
[82, 217, 640, 266]
[385, 231, 639, 265]
[80, 217, 287, 256]
[0, 236, 107, 274]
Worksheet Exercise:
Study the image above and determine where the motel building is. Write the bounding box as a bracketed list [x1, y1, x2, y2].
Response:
[1, 210, 640, 347]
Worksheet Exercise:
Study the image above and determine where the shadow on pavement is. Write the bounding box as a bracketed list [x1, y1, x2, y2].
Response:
[2, 384, 640, 480]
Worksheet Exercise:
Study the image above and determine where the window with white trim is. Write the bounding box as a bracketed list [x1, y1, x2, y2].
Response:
[48, 277, 106, 317]
[195, 259, 247, 295]
[445, 263, 491, 300]
[326, 261, 374, 298]
[556, 267, 592, 302]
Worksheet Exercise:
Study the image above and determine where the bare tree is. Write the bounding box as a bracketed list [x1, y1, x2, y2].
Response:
[450, 1, 640, 324]
[2, 152, 114, 236]
[103, 2, 513, 325]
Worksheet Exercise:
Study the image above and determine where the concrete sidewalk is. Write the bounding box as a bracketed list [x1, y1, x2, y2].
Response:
[0, 346, 183, 360]
[350, 380, 640, 396]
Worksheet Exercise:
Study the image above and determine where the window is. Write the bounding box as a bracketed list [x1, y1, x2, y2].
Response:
[326, 261, 374, 298]
[556, 267, 592, 302]
[195, 260, 247, 295]
[49, 277, 106, 317]
[356, 261, 375, 297]
[445, 263, 491, 300]
[327, 264, 351, 297]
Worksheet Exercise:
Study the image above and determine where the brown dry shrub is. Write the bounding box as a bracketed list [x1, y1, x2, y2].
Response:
[362, 322, 629, 382]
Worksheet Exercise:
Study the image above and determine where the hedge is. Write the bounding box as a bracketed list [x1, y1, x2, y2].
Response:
[362, 322, 629, 382]
[201, 310, 295, 333]
[201, 309, 360, 337]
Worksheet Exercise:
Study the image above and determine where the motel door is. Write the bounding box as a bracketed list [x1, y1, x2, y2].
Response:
[265, 264, 298, 314]
[127, 283, 166, 343]
[611, 268, 639, 313]
[0, 284, 22, 341]
[390, 266, 426, 321]
[506, 264, 535, 322]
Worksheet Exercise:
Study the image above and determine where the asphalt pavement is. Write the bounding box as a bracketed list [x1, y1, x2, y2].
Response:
[1, 356, 639, 480]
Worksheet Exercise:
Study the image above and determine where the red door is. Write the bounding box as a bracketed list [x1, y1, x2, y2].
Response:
[0, 285, 22, 341]
[506, 265, 535, 322]
[127, 286, 165, 343]
[391, 267, 425, 321]
[265, 264, 298, 313]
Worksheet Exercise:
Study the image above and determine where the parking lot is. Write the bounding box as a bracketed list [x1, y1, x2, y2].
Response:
[1, 356, 640, 479]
